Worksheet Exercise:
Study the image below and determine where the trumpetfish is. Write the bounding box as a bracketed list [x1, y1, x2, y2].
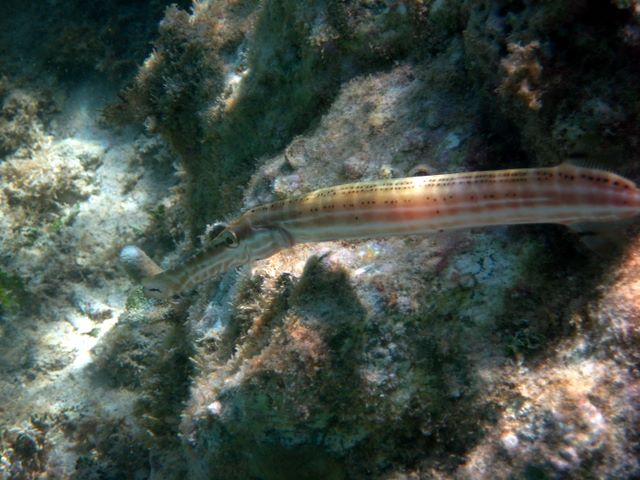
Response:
[139, 163, 640, 299]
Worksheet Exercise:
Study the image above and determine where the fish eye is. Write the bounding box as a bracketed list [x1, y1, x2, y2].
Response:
[212, 228, 239, 248]
[210, 222, 228, 238]
[222, 230, 239, 248]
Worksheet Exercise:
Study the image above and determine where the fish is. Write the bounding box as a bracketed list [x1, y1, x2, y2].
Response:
[141, 163, 640, 299]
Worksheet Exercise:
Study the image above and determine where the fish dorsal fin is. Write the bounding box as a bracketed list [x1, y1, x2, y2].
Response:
[558, 158, 639, 190]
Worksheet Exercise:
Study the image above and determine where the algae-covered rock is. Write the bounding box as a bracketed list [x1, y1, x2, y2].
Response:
[109, 0, 430, 236]
[112, 1, 639, 477]
[2, 0, 640, 478]
[0, 78, 58, 158]
[168, 59, 638, 477]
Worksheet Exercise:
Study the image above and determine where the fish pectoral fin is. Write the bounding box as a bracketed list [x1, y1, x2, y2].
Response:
[567, 220, 633, 257]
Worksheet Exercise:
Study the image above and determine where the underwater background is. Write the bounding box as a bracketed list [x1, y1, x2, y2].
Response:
[1, 0, 639, 478]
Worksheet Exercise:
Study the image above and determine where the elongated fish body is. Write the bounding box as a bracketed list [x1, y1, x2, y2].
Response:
[142, 163, 640, 298]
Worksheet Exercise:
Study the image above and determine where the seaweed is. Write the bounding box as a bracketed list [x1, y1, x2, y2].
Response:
[0, 268, 26, 314]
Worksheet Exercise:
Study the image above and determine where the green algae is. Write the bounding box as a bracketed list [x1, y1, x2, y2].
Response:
[124, 286, 152, 312]
[0, 268, 26, 313]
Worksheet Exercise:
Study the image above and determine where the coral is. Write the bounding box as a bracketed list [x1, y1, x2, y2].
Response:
[498, 41, 543, 111]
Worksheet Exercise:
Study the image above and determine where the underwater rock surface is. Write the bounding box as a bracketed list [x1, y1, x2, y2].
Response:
[1, 0, 640, 479]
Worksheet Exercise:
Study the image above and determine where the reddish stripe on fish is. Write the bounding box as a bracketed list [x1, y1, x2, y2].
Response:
[141, 163, 640, 298]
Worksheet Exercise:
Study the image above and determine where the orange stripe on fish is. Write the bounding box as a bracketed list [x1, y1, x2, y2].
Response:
[141, 163, 640, 299]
